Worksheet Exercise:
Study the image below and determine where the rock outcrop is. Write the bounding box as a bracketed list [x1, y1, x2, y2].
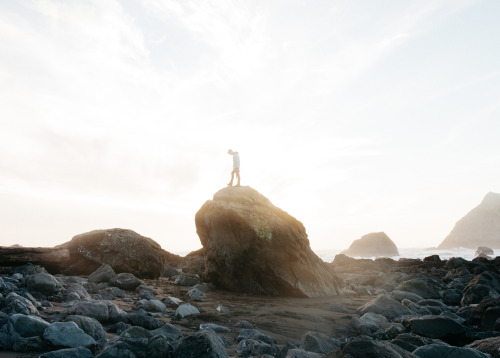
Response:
[342, 232, 399, 258]
[195, 186, 341, 297]
[59, 229, 168, 278]
[439, 192, 500, 249]
[0, 247, 70, 274]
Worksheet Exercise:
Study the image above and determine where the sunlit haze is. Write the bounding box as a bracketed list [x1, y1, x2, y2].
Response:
[1, 0, 499, 253]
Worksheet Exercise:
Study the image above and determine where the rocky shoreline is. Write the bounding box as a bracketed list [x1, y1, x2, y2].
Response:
[1, 253, 500, 358]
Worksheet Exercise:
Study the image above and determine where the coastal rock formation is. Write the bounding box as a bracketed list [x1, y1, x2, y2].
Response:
[59, 229, 167, 278]
[342, 232, 399, 258]
[195, 186, 341, 297]
[439, 192, 500, 249]
[0, 247, 70, 274]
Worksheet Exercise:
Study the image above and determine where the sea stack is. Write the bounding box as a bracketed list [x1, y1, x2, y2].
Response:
[195, 186, 341, 297]
[438, 192, 500, 249]
[342, 232, 399, 258]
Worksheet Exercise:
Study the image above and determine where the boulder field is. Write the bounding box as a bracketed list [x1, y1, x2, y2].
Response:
[1, 252, 500, 357]
[195, 186, 341, 297]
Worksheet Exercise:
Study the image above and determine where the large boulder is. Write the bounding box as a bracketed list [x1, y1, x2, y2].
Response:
[43, 321, 97, 351]
[59, 228, 168, 278]
[407, 315, 465, 345]
[27, 272, 62, 295]
[195, 186, 341, 297]
[342, 232, 399, 258]
[439, 192, 500, 249]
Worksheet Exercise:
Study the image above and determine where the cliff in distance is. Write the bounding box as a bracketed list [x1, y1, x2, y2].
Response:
[439, 192, 500, 249]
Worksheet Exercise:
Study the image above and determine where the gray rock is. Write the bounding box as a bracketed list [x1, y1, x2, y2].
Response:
[66, 284, 91, 299]
[193, 283, 210, 292]
[417, 299, 450, 312]
[174, 329, 228, 358]
[356, 294, 412, 320]
[200, 323, 231, 333]
[329, 335, 417, 357]
[148, 334, 174, 358]
[12, 336, 47, 352]
[238, 329, 276, 345]
[462, 272, 500, 305]
[443, 289, 462, 306]
[1, 292, 39, 315]
[237, 339, 279, 357]
[68, 300, 109, 322]
[126, 311, 163, 330]
[107, 301, 128, 323]
[0, 311, 9, 325]
[440, 311, 465, 324]
[95, 344, 138, 358]
[43, 321, 97, 350]
[88, 264, 116, 283]
[9, 313, 50, 337]
[188, 288, 207, 300]
[286, 349, 322, 358]
[108, 322, 131, 334]
[391, 333, 448, 352]
[39, 347, 94, 358]
[151, 323, 183, 342]
[413, 344, 491, 358]
[396, 276, 443, 299]
[134, 298, 168, 313]
[136, 284, 157, 295]
[174, 273, 201, 287]
[12, 336, 46, 352]
[173, 303, 200, 319]
[401, 300, 433, 316]
[235, 320, 253, 329]
[216, 305, 230, 313]
[162, 266, 180, 279]
[109, 273, 142, 291]
[408, 315, 465, 345]
[27, 272, 61, 295]
[164, 296, 183, 306]
[66, 292, 81, 302]
[300, 330, 340, 354]
[120, 325, 153, 339]
[352, 312, 390, 335]
[65, 315, 107, 346]
[12, 273, 24, 281]
[391, 290, 425, 303]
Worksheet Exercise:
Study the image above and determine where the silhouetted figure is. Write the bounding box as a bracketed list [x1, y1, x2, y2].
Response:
[227, 149, 240, 186]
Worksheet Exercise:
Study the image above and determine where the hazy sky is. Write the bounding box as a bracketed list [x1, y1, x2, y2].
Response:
[1, 0, 499, 253]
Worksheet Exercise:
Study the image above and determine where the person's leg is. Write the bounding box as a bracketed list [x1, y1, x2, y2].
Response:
[228, 169, 235, 186]
[236, 169, 240, 186]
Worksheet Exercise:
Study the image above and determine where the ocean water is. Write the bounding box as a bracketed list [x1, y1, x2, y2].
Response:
[175, 247, 492, 262]
[314, 247, 492, 263]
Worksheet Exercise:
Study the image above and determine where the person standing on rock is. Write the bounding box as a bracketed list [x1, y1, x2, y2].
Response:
[227, 149, 240, 186]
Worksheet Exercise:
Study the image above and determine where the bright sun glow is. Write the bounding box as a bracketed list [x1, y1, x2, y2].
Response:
[1, 0, 500, 253]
